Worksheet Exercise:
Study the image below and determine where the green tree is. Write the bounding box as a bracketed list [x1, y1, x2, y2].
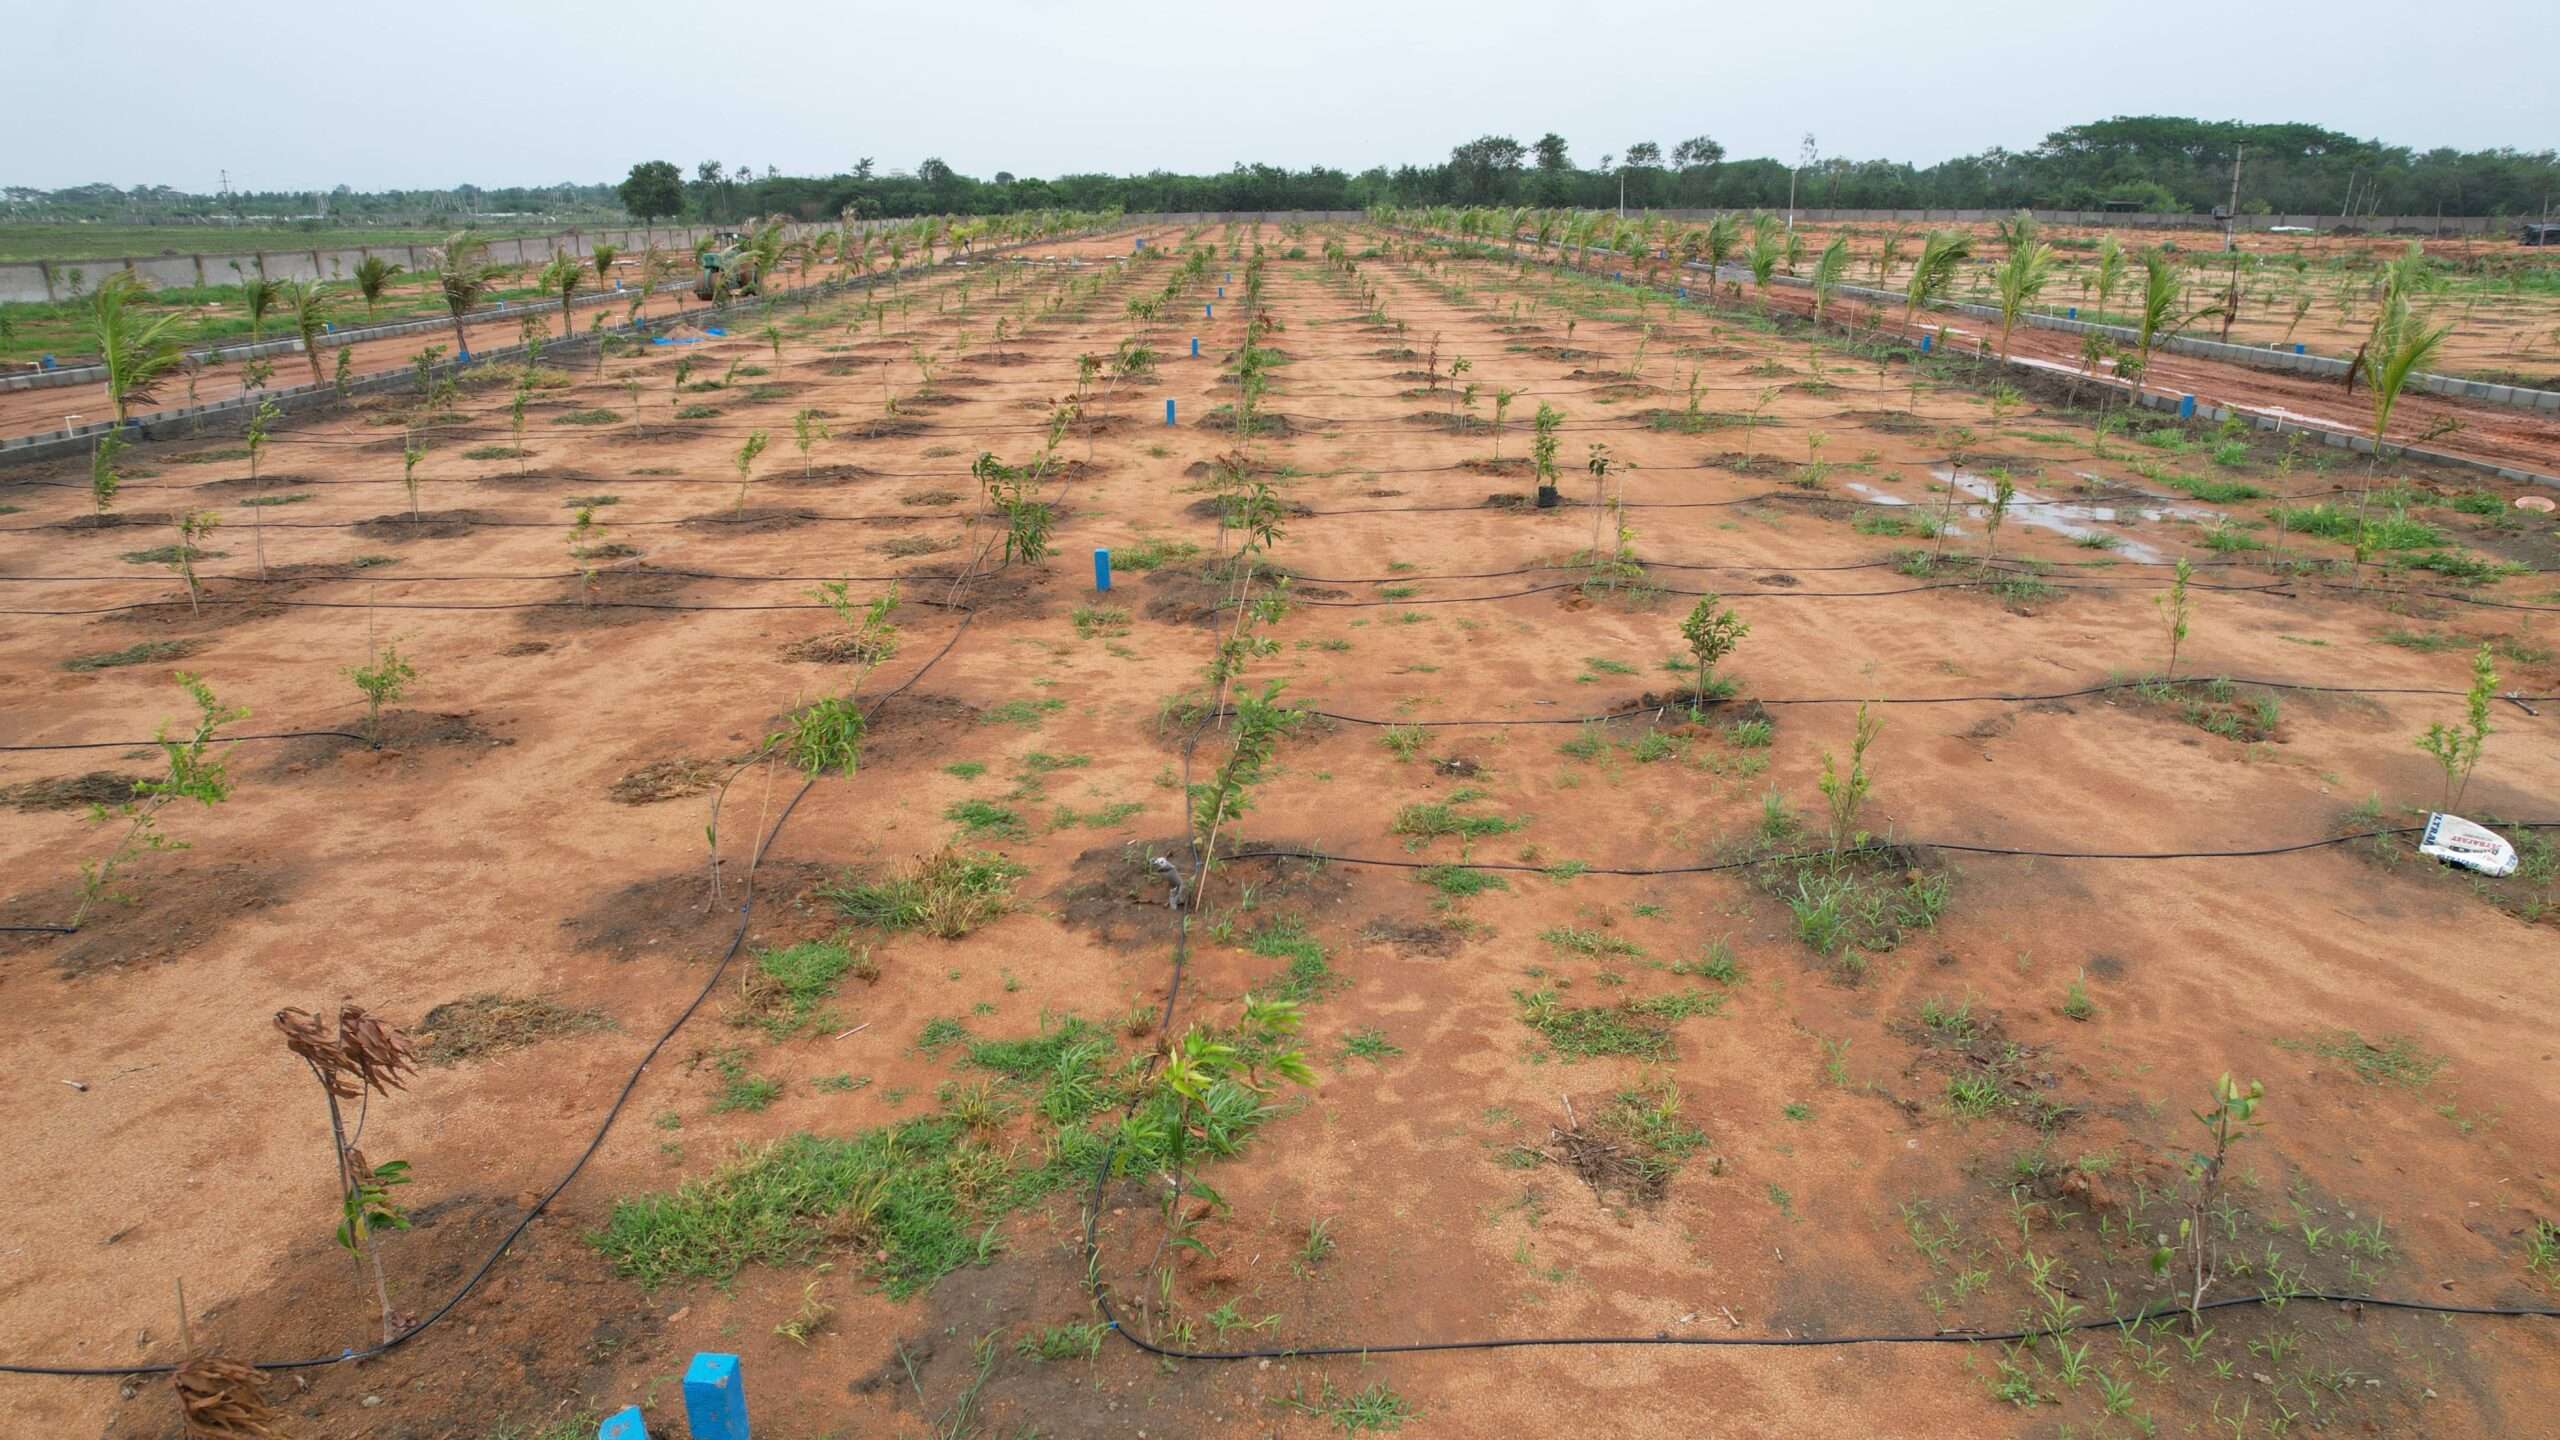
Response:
[618, 160, 685, 233]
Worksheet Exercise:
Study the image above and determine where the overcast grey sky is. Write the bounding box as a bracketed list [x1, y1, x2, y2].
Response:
[15, 0, 2557, 191]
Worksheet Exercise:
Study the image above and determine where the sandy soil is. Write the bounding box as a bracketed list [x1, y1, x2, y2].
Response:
[1, 222, 2555, 1440]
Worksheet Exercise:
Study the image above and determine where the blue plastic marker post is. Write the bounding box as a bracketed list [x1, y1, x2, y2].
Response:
[38, 353, 56, 371]
[1164, 399, 1176, 426]
[2294, 343, 2306, 355]
[1094, 548, 1113, 592]
[683, 1353, 749, 1440]
[2179, 394, 2197, 420]
[455, 348, 472, 363]
[1677, 287, 1688, 299]
[1205, 303, 1213, 319]
[598, 1407, 648, 1440]
[1217, 285, 1224, 297]
[1920, 334, 1933, 354]
[1189, 336, 1199, 358]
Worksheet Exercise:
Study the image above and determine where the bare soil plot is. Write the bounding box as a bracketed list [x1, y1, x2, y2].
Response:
[1, 222, 2554, 1440]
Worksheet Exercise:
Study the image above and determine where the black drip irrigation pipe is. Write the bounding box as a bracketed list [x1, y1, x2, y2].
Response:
[0, 594, 967, 619]
[2, 728, 372, 754]
[1218, 822, 2560, 875]
[1094, 1289, 2560, 1362]
[17, 675, 2543, 760]
[1304, 674, 2560, 725]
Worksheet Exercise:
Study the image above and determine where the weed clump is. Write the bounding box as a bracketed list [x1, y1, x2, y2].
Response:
[824, 848, 1027, 938]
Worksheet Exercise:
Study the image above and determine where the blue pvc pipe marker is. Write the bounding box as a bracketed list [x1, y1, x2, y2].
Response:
[1190, 336, 1199, 358]
[1217, 285, 1225, 297]
[2179, 394, 2197, 419]
[1205, 303, 1214, 319]
[684, 1353, 749, 1440]
[1164, 399, 1177, 426]
[597, 1407, 647, 1440]
[2294, 343, 2306, 355]
[1094, 548, 1113, 592]
[2067, 307, 2078, 320]
[1920, 334, 1933, 354]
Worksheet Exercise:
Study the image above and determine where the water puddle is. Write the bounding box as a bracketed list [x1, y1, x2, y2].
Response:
[1917, 466, 2232, 564]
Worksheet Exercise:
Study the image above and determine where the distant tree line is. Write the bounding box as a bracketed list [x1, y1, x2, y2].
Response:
[12, 117, 2554, 232]
[630, 119, 2559, 224]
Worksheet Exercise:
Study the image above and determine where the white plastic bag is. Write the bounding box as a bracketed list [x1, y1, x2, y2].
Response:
[2419, 813, 2518, 878]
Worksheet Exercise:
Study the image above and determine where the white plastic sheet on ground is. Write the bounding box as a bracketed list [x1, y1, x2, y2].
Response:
[2419, 813, 2518, 878]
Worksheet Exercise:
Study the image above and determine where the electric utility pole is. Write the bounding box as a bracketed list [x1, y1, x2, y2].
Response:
[2223, 144, 2244, 252]
[1790, 133, 1817, 231]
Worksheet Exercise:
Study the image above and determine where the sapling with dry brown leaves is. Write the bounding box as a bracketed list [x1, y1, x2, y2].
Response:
[274, 1002, 419, 1345]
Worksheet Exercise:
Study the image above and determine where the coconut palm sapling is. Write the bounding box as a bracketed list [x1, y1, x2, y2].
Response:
[540, 250, 585, 340]
[352, 255, 403, 320]
[90, 271, 187, 422]
[430, 232, 510, 359]
[282, 279, 332, 387]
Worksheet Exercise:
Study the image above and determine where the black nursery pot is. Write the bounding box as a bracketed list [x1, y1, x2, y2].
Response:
[1536, 484, 1561, 509]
